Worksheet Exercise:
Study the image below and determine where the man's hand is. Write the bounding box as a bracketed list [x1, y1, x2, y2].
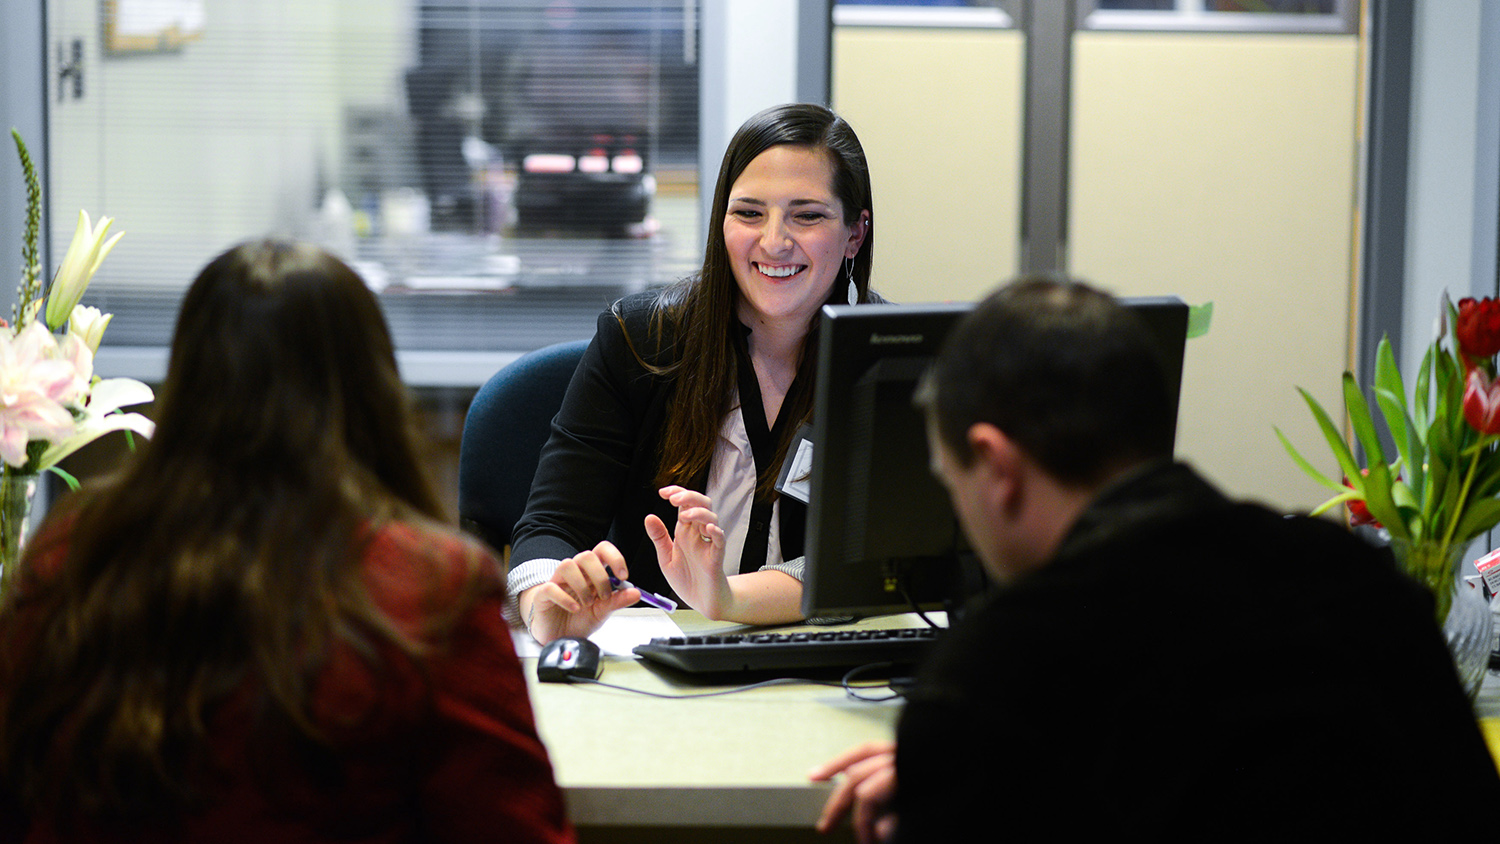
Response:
[810, 741, 898, 844]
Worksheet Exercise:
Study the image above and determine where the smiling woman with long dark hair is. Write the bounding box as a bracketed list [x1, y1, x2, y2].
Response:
[0, 239, 573, 843]
[508, 103, 876, 645]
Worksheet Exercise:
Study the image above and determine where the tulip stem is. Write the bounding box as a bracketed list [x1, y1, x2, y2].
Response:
[1441, 437, 1485, 552]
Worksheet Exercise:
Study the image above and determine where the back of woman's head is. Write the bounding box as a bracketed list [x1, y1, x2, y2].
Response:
[0, 239, 446, 823]
[152, 239, 435, 511]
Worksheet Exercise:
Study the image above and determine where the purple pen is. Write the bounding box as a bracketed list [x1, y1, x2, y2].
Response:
[605, 565, 678, 612]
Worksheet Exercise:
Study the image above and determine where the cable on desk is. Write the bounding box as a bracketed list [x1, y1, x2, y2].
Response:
[899, 581, 946, 631]
[841, 663, 910, 702]
[555, 675, 896, 699]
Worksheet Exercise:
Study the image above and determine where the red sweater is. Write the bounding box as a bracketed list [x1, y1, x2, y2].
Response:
[1, 521, 575, 844]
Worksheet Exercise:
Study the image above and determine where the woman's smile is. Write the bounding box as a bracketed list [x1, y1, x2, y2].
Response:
[754, 262, 805, 280]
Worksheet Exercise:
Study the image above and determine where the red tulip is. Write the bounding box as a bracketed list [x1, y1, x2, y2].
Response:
[1347, 495, 1377, 527]
[1463, 368, 1500, 435]
[1456, 296, 1500, 360]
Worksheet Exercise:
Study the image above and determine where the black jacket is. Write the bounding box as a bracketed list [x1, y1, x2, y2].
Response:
[895, 461, 1500, 839]
[510, 291, 808, 599]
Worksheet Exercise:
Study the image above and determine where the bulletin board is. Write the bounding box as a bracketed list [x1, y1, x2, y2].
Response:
[103, 0, 205, 54]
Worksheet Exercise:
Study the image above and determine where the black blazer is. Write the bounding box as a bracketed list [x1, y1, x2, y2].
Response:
[511, 291, 808, 600]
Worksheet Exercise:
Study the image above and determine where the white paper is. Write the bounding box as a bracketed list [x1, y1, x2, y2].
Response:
[511, 607, 685, 658]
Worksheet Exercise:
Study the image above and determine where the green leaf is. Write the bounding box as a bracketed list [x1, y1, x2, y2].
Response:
[1343, 374, 1409, 536]
[1294, 387, 1361, 487]
[1374, 386, 1411, 472]
[1343, 372, 1388, 471]
[1362, 468, 1407, 540]
[1414, 344, 1435, 437]
[1402, 430, 1428, 510]
[1308, 488, 1359, 518]
[1391, 480, 1421, 512]
[1275, 427, 1348, 494]
[1428, 425, 1452, 524]
[1374, 337, 1406, 413]
[46, 465, 79, 491]
[1186, 302, 1214, 339]
[1372, 338, 1418, 487]
[1432, 452, 1466, 542]
[1472, 447, 1500, 498]
[1453, 495, 1500, 543]
[1399, 507, 1427, 540]
[1435, 350, 1463, 422]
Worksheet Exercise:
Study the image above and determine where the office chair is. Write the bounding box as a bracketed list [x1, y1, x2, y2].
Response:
[458, 338, 591, 555]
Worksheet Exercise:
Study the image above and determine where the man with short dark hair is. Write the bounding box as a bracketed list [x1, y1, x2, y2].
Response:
[813, 278, 1500, 841]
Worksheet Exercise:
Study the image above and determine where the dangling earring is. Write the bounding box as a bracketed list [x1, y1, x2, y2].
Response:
[846, 258, 859, 305]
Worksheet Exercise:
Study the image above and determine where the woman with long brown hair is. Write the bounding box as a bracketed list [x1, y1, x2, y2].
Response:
[509, 103, 875, 644]
[0, 239, 573, 842]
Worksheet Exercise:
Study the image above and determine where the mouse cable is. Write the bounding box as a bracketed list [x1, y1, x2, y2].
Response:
[557, 675, 897, 700]
[841, 663, 910, 702]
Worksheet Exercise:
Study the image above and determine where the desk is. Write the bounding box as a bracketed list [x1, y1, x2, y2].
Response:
[528, 610, 1500, 841]
[522, 611, 922, 843]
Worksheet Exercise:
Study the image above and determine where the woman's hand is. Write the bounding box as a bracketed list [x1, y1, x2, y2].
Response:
[520, 541, 640, 645]
[809, 741, 899, 844]
[644, 485, 733, 619]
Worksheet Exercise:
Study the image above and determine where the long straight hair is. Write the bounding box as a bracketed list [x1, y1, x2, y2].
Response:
[0, 239, 459, 821]
[641, 103, 875, 495]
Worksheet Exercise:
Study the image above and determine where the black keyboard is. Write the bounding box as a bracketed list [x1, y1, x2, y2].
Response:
[633, 627, 943, 674]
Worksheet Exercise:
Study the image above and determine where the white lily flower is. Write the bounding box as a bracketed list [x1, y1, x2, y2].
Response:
[67, 305, 113, 354]
[36, 377, 155, 470]
[82, 377, 153, 415]
[45, 210, 123, 331]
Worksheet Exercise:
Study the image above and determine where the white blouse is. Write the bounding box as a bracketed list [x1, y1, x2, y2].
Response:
[503, 399, 805, 624]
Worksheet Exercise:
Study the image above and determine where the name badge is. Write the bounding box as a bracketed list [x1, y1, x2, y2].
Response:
[776, 423, 814, 504]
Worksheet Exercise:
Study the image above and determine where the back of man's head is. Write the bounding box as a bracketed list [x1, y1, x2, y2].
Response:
[922, 277, 1176, 486]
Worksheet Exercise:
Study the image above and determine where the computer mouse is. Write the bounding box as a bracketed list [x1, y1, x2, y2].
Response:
[536, 637, 603, 682]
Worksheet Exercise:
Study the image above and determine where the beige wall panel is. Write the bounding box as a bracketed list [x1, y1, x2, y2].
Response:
[1071, 32, 1360, 512]
[832, 27, 1024, 304]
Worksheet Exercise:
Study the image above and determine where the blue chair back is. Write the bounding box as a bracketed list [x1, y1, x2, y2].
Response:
[459, 339, 590, 553]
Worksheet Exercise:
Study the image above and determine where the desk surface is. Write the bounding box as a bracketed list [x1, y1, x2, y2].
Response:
[527, 611, 1500, 835]
[522, 611, 924, 830]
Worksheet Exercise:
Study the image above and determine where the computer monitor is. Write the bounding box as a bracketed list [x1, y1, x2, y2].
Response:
[799, 296, 1190, 620]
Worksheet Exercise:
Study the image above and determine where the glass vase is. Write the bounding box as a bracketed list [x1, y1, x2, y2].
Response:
[1445, 579, 1492, 698]
[1389, 537, 1493, 700]
[0, 468, 38, 598]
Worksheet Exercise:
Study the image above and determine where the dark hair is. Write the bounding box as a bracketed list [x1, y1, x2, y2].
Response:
[639, 102, 875, 493]
[920, 277, 1175, 485]
[0, 239, 462, 821]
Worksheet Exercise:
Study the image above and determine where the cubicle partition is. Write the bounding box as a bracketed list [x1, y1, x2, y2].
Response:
[833, 5, 1361, 513]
